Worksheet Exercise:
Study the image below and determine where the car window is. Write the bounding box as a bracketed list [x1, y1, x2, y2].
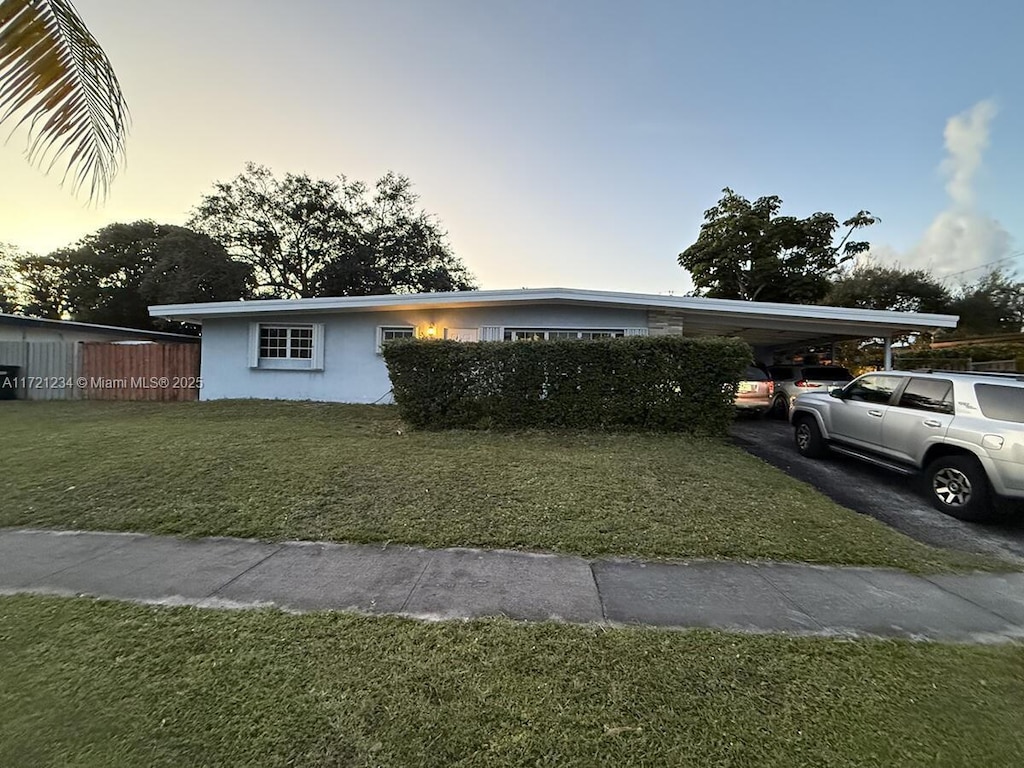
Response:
[975, 384, 1024, 423]
[843, 374, 902, 404]
[769, 366, 795, 380]
[743, 366, 768, 381]
[897, 378, 954, 415]
[801, 366, 853, 381]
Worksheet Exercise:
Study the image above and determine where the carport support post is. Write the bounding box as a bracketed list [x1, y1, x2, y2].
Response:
[883, 335, 893, 370]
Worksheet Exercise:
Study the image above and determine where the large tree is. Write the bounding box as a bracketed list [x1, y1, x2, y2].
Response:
[188, 163, 476, 299]
[945, 270, 1024, 337]
[18, 221, 252, 331]
[825, 263, 952, 314]
[0, 0, 128, 197]
[678, 188, 878, 304]
[0, 242, 25, 312]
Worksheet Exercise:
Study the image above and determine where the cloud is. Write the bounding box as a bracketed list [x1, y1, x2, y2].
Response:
[868, 99, 1013, 281]
[942, 99, 998, 207]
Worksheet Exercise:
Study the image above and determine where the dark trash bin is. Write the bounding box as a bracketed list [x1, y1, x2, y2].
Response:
[0, 365, 21, 400]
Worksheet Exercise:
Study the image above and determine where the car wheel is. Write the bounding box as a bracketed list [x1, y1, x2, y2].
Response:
[793, 416, 827, 458]
[770, 395, 789, 419]
[925, 455, 995, 522]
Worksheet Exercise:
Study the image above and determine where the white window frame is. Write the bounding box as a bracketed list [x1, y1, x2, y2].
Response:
[376, 325, 416, 354]
[444, 327, 480, 342]
[248, 323, 324, 371]
[501, 328, 631, 341]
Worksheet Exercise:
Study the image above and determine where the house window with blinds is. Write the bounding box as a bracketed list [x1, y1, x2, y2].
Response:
[502, 328, 630, 341]
[377, 326, 416, 353]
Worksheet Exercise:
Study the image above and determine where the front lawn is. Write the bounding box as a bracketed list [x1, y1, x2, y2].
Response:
[0, 400, 1005, 571]
[2, 595, 1022, 767]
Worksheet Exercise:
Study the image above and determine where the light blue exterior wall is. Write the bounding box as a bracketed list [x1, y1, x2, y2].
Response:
[199, 305, 649, 403]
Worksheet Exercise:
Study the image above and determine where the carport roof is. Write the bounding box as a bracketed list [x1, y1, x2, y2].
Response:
[149, 288, 958, 348]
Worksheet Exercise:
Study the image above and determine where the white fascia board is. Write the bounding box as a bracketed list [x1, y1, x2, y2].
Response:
[148, 287, 959, 331]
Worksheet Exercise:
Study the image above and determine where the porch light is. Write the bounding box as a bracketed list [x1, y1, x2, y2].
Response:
[424, 324, 437, 337]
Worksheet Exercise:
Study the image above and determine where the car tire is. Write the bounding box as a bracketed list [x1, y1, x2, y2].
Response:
[793, 416, 827, 459]
[924, 455, 995, 522]
[770, 395, 789, 420]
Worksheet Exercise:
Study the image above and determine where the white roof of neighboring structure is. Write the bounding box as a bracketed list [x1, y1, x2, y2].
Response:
[149, 288, 959, 348]
[1, 312, 197, 341]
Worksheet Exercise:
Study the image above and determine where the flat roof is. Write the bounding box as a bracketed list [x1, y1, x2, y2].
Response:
[1, 313, 198, 341]
[148, 288, 960, 348]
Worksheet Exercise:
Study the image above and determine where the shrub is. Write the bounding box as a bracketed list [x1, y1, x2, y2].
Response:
[383, 335, 752, 433]
[898, 343, 1024, 363]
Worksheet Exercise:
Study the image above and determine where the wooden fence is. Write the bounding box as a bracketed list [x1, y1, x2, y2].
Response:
[80, 342, 201, 401]
[0, 341, 200, 401]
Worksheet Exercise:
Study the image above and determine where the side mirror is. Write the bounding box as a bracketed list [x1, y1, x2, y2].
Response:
[830, 388, 845, 399]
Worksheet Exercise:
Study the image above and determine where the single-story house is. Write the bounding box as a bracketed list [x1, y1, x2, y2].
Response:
[148, 288, 959, 404]
[0, 313, 197, 344]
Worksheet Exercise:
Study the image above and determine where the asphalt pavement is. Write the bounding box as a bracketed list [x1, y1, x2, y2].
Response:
[731, 417, 1024, 565]
[2, 528, 1023, 643]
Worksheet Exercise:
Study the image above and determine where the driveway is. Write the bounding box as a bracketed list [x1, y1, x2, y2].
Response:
[731, 418, 1024, 565]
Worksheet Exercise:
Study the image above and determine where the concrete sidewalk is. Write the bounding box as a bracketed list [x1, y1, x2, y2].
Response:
[1, 528, 1023, 643]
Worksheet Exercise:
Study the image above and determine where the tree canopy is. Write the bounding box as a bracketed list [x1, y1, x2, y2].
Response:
[188, 164, 476, 299]
[678, 188, 878, 304]
[945, 270, 1024, 337]
[13, 221, 252, 332]
[0, 243, 23, 313]
[824, 263, 952, 314]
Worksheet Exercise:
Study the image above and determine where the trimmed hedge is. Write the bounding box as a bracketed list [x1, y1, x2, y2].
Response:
[383, 335, 752, 433]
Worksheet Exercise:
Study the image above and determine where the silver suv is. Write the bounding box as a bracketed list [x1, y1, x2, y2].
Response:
[790, 370, 1024, 522]
[768, 364, 854, 416]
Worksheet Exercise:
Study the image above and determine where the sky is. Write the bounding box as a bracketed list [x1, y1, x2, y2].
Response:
[2, 0, 1023, 294]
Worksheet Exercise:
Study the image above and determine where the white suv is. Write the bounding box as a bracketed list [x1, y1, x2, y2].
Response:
[790, 370, 1024, 522]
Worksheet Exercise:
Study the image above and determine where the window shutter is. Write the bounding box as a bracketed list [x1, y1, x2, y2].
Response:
[312, 324, 325, 370]
[480, 326, 502, 342]
[248, 323, 260, 368]
[625, 327, 648, 337]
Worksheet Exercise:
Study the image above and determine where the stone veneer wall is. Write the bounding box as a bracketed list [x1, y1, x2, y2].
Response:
[647, 309, 685, 336]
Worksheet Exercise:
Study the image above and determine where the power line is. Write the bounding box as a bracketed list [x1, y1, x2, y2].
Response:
[934, 251, 1024, 282]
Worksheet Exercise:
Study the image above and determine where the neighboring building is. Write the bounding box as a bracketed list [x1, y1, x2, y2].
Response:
[0, 314, 200, 401]
[0, 313, 197, 344]
[149, 288, 959, 404]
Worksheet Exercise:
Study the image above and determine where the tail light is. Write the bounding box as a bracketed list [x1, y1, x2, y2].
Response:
[794, 380, 819, 388]
[766, 381, 775, 395]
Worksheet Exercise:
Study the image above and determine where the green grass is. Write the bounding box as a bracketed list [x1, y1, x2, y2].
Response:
[1, 595, 1022, 767]
[0, 400, 1006, 571]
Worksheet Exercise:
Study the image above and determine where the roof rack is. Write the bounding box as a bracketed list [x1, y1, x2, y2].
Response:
[919, 368, 1024, 381]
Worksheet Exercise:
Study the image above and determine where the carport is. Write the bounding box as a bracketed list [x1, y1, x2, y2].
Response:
[641, 296, 960, 368]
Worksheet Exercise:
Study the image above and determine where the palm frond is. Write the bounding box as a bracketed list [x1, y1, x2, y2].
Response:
[0, 0, 128, 199]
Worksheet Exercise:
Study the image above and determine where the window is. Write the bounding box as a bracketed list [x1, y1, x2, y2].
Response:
[502, 328, 626, 341]
[249, 323, 324, 370]
[377, 326, 415, 353]
[898, 378, 954, 414]
[975, 384, 1024, 423]
[769, 366, 797, 381]
[444, 328, 480, 342]
[801, 366, 853, 382]
[260, 325, 313, 359]
[742, 366, 769, 381]
[843, 374, 901, 404]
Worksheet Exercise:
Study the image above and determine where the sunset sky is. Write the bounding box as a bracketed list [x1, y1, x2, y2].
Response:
[1, 0, 1022, 293]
